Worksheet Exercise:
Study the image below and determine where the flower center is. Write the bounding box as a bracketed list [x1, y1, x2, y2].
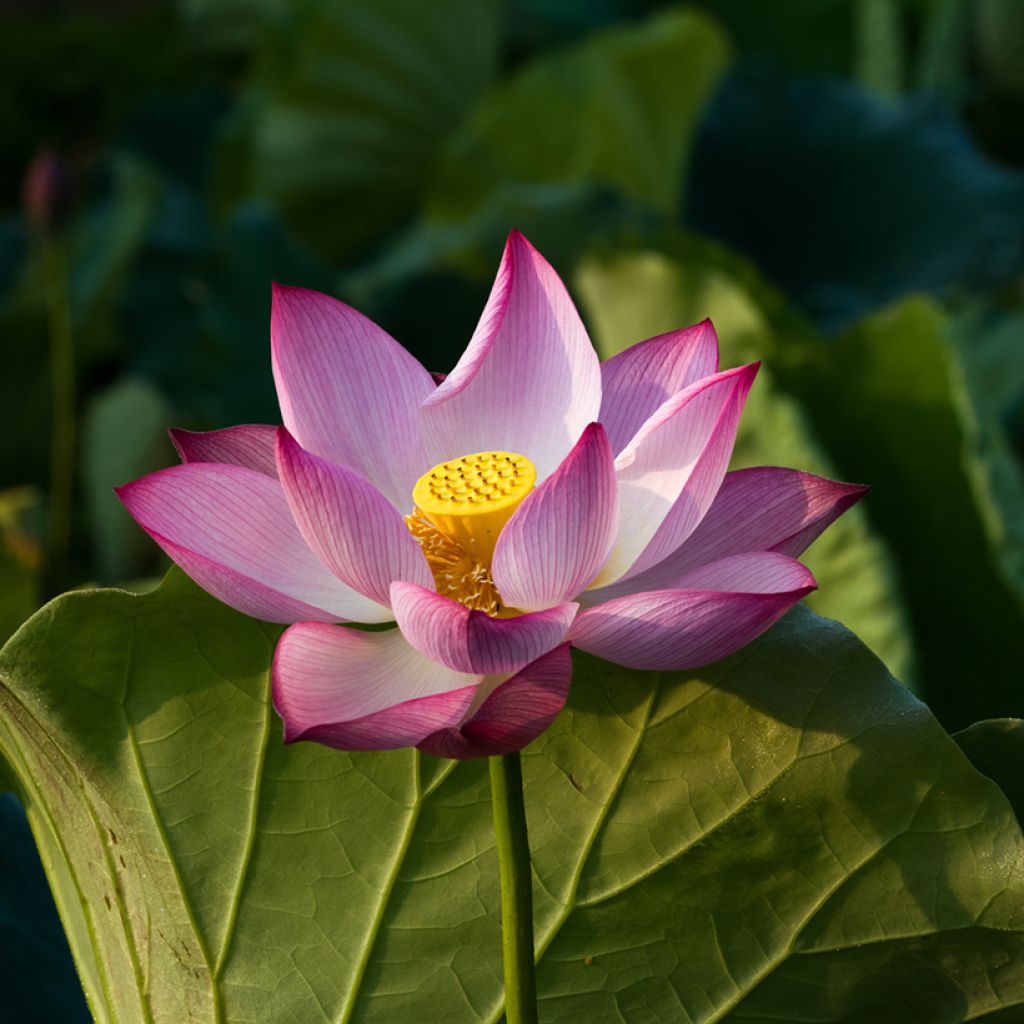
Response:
[405, 451, 536, 615]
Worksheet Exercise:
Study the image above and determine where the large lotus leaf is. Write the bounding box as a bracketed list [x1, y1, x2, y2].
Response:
[427, 8, 729, 224]
[782, 296, 1024, 729]
[2, 569, 1022, 1021]
[575, 243, 916, 687]
[228, 0, 501, 261]
[955, 719, 1024, 828]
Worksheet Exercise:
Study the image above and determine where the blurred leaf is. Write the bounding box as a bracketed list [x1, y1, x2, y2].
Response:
[0, 4, 185, 205]
[69, 156, 163, 339]
[428, 7, 730, 223]
[688, 67, 1024, 330]
[3, 570, 1024, 1021]
[783, 296, 1024, 729]
[977, 0, 1024, 98]
[178, 0, 288, 55]
[0, 793, 91, 1023]
[916, 0, 969, 102]
[0, 488, 42, 645]
[82, 377, 172, 583]
[855, 0, 904, 96]
[0, 156, 164, 489]
[576, 240, 917, 686]
[343, 181, 651, 374]
[227, 0, 502, 261]
[955, 719, 1024, 828]
[694, 0, 857, 74]
[121, 197, 327, 430]
[948, 307, 1024, 606]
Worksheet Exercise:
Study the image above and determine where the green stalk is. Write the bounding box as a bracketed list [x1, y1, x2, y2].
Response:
[41, 233, 75, 599]
[489, 751, 539, 1024]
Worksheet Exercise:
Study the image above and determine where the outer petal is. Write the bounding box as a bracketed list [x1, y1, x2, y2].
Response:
[273, 623, 480, 750]
[418, 644, 572, 758]
[420, 231, 601, 481]
[116, 464, 390, 624]
[276, 428, 432, 606]
[570, 551, 816, 670]
[593, 364, 758, 587]
[599, 320, 719, 455]
[169, 425, 278, 477]
[271, 284, 435, 510]
[390, 581, 577, 674]
[492, 423, 617, 611]
[588, 467, 868, 601]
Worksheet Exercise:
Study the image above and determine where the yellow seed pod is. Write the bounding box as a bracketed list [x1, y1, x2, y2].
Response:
[412, 451, 536, 562]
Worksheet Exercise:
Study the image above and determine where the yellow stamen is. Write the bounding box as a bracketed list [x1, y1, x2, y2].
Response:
[406, 451, 536, 614]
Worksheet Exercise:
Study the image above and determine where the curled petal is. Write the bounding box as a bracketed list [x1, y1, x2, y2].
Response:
[594, 364, 758, 587]
[588, 467, 868, 601]
[273, 623, 480, 750]
[419, 644, 573, 759]
[276, 428, 432, 606]
[492, 423, 617, 610]
[271, 284, 434, 510]
[570, 551, 816, 670]
[599, 320, 719, 455]
[169, 425, 279, 477]
[420, 231, 601, 481]
[116, 464, 390, 623]
[390, 581, 577, 674]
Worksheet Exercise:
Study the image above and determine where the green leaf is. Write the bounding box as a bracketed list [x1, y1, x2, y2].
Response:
[947, 306, 1024, 607]
[3, 569, 1022, 1021]
[228, 0, 502, 260]
[955, 719, 1024, 828]
[575, 240, 917, 687]
[854, 0, 905, 96]
[82, 377, 171, 582]
[427, 8, 730, 224]
[783, 297, 1024, 728]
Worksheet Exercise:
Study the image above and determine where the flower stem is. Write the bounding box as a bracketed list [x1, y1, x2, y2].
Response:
[489, 751, 539, 1024]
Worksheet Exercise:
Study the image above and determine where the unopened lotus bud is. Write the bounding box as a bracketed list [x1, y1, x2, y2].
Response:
[21, 148, 74, 231]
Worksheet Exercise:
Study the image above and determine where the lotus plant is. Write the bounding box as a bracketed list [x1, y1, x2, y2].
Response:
[117, 231, 866, 1022]
[117, 231, 865, 761]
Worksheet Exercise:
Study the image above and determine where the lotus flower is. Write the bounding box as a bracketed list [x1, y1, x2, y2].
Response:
[117, 232, 865, 759]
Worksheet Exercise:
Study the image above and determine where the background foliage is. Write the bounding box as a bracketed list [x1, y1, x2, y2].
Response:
[1, 0, 1023, 1019]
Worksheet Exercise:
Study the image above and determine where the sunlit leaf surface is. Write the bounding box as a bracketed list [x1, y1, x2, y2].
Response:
[1, 570, 1021, 1022]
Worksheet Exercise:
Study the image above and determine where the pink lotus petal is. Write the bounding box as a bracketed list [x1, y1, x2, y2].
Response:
[588, 467, 869, 601]
[599, 321, 719, 455]
[271, 284, 435, 510]
[593, 364, 758, 587]
[276, 428, 432, 606]
[570, 551, 816, 670]
[418, 644, 572, 758]
[492, 423, 617, 610]
[169, 425, 279, 477]
[390, 581, 577, 674]
[420, 231, 601, 481]
[273, 623, 480, 750]
[116, 464, 390, 623]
